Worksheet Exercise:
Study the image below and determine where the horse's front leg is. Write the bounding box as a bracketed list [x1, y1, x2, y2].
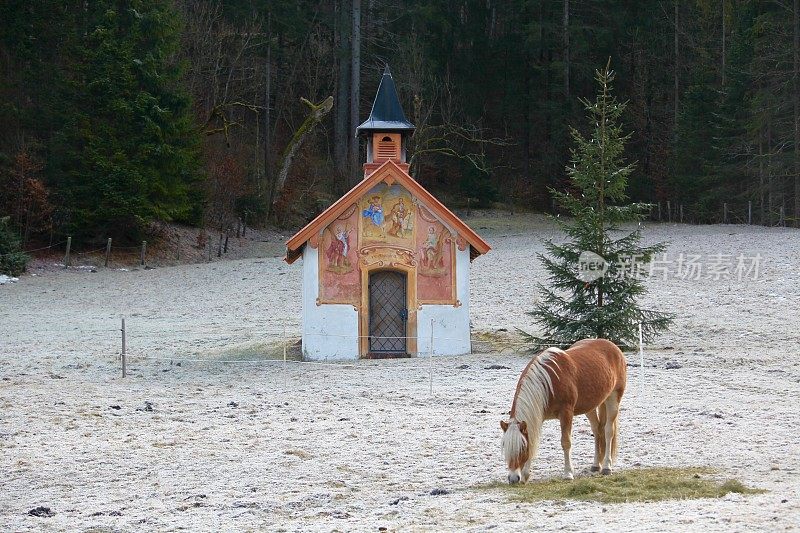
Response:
[559, 411, 575, 480]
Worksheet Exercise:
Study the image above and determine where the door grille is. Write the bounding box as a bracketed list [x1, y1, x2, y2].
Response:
[368, 270, 407, 353]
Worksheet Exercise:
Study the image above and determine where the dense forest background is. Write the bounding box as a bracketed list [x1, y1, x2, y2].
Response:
[1, 0, 799, 245]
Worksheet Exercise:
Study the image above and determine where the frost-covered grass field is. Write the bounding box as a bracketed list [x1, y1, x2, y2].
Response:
[1, 214, 799, 532]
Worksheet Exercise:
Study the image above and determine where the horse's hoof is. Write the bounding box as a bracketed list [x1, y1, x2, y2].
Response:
[590, 466, 601, 472]
[601, 468, 612, 476]
[563, 472, 574, 480]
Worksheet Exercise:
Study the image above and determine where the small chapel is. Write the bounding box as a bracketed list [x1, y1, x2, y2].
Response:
[285, 67, 490, 360]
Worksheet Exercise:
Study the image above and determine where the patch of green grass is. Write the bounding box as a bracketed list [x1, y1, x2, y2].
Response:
[481, 467, 765, 504]
[471, 329, 528, 354]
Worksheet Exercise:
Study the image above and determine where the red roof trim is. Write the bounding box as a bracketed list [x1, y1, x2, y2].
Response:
[284, 160, 490, 264]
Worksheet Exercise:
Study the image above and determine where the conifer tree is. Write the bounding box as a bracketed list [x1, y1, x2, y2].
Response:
[529, 62, 673, 348]
[0, 217, 29, 276]
[53, 1, 202, 239]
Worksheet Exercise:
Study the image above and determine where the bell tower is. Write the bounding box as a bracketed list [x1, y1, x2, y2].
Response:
[356, 65, 415, 177]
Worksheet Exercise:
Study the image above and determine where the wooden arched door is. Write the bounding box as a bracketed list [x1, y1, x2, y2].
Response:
[368, 270, 408, 356]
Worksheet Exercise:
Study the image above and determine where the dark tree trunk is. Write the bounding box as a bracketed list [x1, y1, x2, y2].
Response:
[768, 118, 774, 225]
[674, 0, 680, 127]
[334, 0, 351, 193]
[264, 11, 272, 193]
[721, 1, 726, 87]
[759, 127, 765, 224]
[349, 0, 361, 187]
[563, 0, 569, 99]
[794, 0, 799, 225]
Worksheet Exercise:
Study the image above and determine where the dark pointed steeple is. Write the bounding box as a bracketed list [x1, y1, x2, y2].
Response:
[356, 65, 415, 135]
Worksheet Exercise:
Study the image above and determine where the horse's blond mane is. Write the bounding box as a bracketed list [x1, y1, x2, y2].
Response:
[502, 347, 564, 467]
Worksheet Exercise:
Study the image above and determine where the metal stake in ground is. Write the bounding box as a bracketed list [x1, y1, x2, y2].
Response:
[283, 323, 288, 390]
[638, 322, 644, 396]
[121, 317, 127, 378]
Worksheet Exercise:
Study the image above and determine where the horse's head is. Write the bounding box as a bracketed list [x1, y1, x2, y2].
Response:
[500, 418, 528, 484]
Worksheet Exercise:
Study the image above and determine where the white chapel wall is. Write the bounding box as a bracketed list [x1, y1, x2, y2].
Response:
[301, 245, 359, 360]
[416, 246, 471, 356]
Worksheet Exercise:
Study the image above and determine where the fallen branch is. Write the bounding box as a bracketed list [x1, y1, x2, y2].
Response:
[270, 96, 334, 208]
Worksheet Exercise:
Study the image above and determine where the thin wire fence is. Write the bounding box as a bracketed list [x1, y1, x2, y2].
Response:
[648, 200, 793, 227]
[100, 316, 785, 396]
[12, 312, 785, 400]
[0, 240, 68, 258]
[4, 231, 245, 269]
[9, 316, 774, 354]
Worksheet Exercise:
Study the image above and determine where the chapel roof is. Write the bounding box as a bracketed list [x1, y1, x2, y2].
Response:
[284, 160, 490, 264]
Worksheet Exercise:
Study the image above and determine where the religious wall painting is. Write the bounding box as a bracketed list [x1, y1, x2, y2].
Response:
[359, 183, 414, 246]
[416, 205, 457, 304]
[317, 203, 361, 305]
[419, 225, 449, 276]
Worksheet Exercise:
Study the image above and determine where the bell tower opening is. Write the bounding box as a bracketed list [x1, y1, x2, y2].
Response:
[373, 133, 401, 163]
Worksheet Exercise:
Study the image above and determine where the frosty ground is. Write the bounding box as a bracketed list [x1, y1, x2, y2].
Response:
[1, 214, 799, 532]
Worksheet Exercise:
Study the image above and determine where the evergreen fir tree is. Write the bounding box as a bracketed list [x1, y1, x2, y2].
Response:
[52, 1, 202, 239]
[529, 63, 673, 348]
[0, 216, 30, 276]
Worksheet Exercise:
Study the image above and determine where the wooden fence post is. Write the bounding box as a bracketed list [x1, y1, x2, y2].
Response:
[429, 319, 434, 396]
[679, 204, 684, 223]
[140, 241, 147, 267]
[638, 322, 644, 394]
[666, 201, 672, 223]
[104, 238, 112, 267]
[748, 201, 752, 225]
[283, 323, 288, 385]
[121, 317, 127, 378]
[64, 236, 72, 267]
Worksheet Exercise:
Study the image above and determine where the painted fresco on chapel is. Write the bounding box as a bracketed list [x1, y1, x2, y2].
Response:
[318, 182, 457, 307]
[360, 183, 414, 246]
[416, 205, 456, 303]
[317, 203, 360, 304]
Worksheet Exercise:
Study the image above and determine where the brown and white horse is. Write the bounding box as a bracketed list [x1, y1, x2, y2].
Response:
[500, 338, 627, 483]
